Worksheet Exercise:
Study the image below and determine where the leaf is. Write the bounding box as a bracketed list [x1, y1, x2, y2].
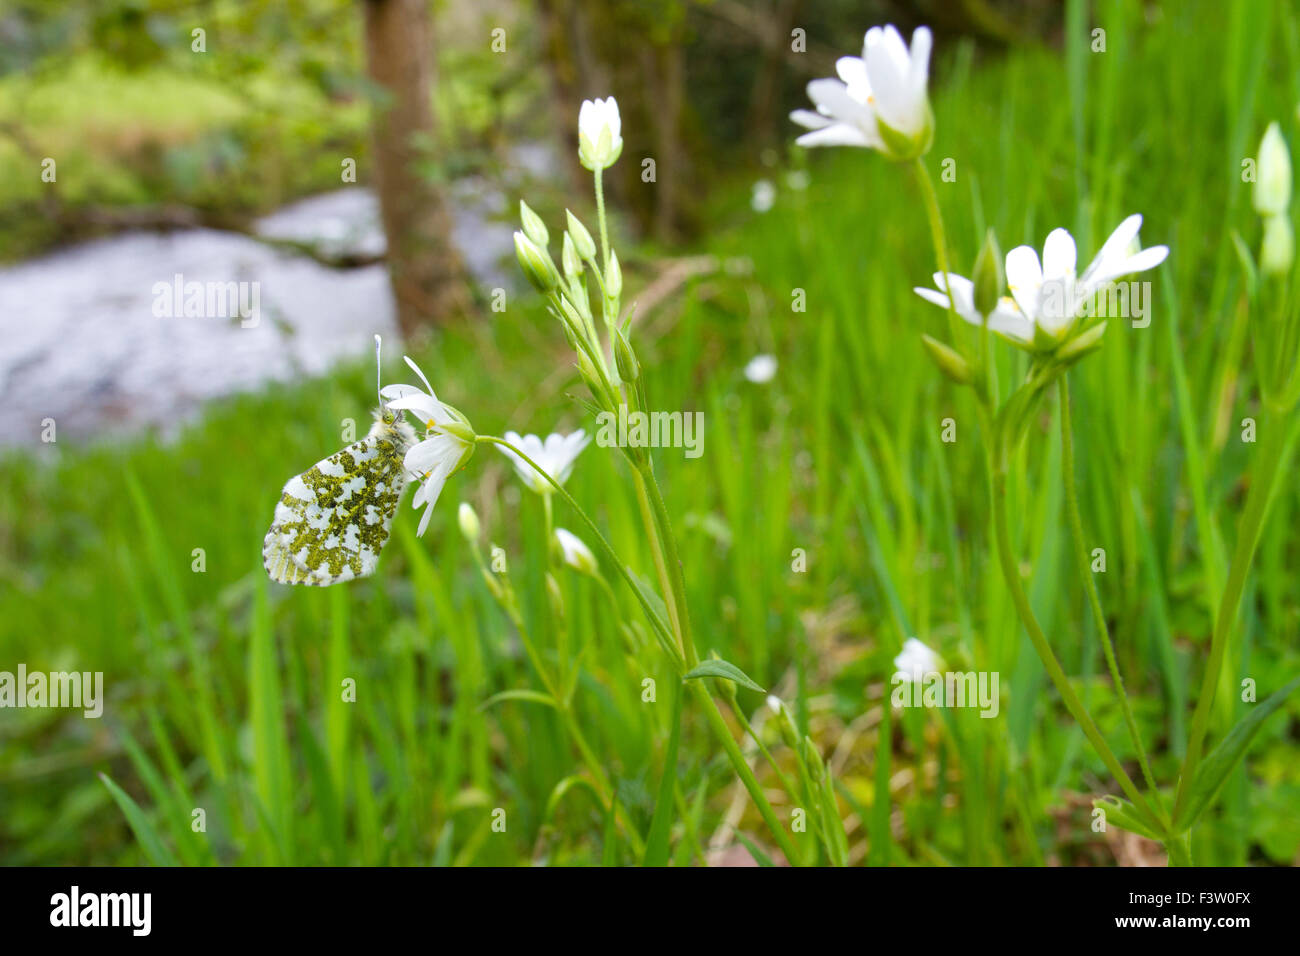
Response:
[732, 832, 776, 867]
[627, 569, 672, 635]
[478, 689, 558, 712]
[99, 772, 179, 866]
[1093, 794, 1165, 843]
[1175, 673, 1300, 830]
[642, 683, 683, 866]
[682, 659, 765, 694]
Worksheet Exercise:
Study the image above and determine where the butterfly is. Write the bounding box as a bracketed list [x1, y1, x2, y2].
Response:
[262, 338, 416, 586]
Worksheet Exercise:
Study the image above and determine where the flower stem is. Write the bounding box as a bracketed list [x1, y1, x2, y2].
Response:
[481, 434, 801, 860]
[1174, 400, 1290, 822]
[912, 157, 964, 350]
[986, 438, 1158, 826]
[1059, 377, 1167, 825]
[477, 436, 681, 665]
[1164, 832, 1192, 867]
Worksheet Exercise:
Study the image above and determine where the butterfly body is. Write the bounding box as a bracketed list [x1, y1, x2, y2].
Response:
[263, 409, 415, 586]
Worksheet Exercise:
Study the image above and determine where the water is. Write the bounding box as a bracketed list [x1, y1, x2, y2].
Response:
[0, 178, 523, 449]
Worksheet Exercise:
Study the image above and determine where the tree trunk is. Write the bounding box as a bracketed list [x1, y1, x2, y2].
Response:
[362, 0, 467, 338]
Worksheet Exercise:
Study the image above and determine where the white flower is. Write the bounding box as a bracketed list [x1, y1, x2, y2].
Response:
[381, 356, 474, 537]
[554, 527, 598, 575]
[578, 97, 623, 171]
[744, 354, 778, 383]
[914, 215, 1169, 348]
[751, 179, 776, 213]
[893, 638, 939, 682]
[791, 24, 933, 159]
[499, 429, 590, 495]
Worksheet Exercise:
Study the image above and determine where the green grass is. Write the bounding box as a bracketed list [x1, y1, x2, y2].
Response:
[2, 0, 1299, 865]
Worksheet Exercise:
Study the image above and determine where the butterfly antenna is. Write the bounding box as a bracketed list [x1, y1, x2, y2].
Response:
[374, 334, 384, 408]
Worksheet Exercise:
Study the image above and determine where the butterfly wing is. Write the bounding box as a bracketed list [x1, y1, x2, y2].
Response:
[263, 428, 409, 586]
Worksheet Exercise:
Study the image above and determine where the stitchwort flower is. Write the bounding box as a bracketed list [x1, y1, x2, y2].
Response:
[382, 356, 475, 537]
[499, 430, 590, 495]
[791, 24, 933, 160]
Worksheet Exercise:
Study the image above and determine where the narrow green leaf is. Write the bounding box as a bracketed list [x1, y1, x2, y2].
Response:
[682, 659, 765, 694]
[732, 831, 776, 867]
[1176, 673, 1300, 830]
[478, 689, 558, 711]
[1093, 795, 1165, 843]
[99, 772, 179, 867]
[643, 683, 683, 866]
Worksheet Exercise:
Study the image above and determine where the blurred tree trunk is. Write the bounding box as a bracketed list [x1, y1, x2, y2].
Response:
[363, 0, 467, 337]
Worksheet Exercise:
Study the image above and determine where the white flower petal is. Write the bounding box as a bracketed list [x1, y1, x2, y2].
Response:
[796, 124, 874, 148]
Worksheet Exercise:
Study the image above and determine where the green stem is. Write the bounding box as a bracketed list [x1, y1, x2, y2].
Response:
[637, 458, 699, 667]
[988, 452, 1158, 826]
[478, 436, 682, 665]
[483, 559, 645, 855]
[482, 436, 797, 856]
[1174, 400, 1289, 821]
[913, 157, 964, 350]
[1164, 832, 1192, 867]
[1059, 377, 1167, 824]
[689, 680, 802, 864]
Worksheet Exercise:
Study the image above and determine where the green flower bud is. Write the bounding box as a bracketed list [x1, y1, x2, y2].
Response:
[1254, 123, 1292, 217]
[972, 229, 1004, 318]
[545, 572, 565, 622]
[561, 232, 583, 278]
[606, 249, 623, 299]
[920, 334, 973, 386]
[575, 349, 605, 398]
[1056, 321, 1108, 367]
[566, 210, 597, 261]
[1260, 214, 1295, 275]
[614, 327, 640, 382]
[519, 199, 549, 248]
[515, 231, 558, 293]
[458, 501, 481, 542]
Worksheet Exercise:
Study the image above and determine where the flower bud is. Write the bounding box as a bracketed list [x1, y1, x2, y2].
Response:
[1260, 213, 1295, 276]
[555, 528, 598, 576]
[575, 349, 605, 398]
[578, 97, 623, 171]
[1056, 320, 1108, 367]
[614, 327, 640, 382]
[566, 210, 597, 261]
[920, 334, 973, 386]
[561, 232, 583, 279]
[458, 502, 481, 542]
[972, 229, 1004, 318]
[545, 572, 565, 622]
[1254, 122, 1292, 217]
[606, 249, 623, 299]
[515, 231, 558, 293]
[519, 200, 549, 248]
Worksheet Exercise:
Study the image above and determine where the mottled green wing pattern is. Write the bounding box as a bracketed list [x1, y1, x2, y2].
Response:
[262, 421, 409, 586]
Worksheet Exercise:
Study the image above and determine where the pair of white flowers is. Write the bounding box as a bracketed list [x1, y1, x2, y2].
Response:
[795, 22, 1169, 348]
